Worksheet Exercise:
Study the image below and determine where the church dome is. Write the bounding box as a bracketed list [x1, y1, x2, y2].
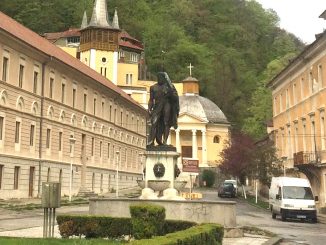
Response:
[179, 95, 229, 124]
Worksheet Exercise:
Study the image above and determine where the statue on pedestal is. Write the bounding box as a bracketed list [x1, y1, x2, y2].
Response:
[147, 72, 179, 149]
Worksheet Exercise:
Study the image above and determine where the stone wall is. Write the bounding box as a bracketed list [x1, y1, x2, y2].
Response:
[89, 198, 236, 227]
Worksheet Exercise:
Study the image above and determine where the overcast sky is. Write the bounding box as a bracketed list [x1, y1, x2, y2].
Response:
[256, 0, 326, 44]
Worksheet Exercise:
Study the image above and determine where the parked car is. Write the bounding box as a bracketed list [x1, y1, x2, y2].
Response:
[218, 182, 236, 198]
[269, 177, 317, 223]
[224, 179, 238, 194]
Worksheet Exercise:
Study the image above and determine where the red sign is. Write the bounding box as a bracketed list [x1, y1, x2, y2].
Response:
[182, 158, 199, 173]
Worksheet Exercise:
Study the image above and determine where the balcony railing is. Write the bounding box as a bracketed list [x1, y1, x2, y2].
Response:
[293, 151, 320, 165]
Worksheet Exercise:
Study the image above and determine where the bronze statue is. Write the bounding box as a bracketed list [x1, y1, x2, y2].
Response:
[147, 72, 179, 147]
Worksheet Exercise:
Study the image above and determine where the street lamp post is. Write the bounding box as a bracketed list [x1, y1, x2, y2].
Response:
[69, 135, 76, 202]
[115, 150, 120, 198]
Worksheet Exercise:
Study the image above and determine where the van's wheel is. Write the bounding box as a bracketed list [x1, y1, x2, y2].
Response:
[281, 210, 286, 221]
[311, 217, 317, 223]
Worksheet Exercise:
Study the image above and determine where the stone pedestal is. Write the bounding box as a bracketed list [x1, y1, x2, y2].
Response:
[140, 146, 183, 200]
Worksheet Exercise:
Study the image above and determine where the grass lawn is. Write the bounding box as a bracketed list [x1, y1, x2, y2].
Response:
[241, 195, 270, 210]
[0, 237, 123, 245]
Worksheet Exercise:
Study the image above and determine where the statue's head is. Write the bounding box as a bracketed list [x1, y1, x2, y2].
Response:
[157, 72, 169, 85]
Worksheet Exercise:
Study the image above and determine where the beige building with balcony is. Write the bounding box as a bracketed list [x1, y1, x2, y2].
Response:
[0, 11, 147, 199]
[268, 14, 326, 208]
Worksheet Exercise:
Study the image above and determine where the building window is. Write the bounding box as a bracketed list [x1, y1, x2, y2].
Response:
[72, 88, 76, 108]
[109, 105, 112, 121]
[125, 74, 128, 84]
[213, 135, 220, 143]
[300, 77, 304, 100]
[61, 83, 65, 103]
[83, 93, 87, 112]
[321, 114, 325, 150]
[292, 83, 297, 105]
[2, 56, 8, 82]
[18, 64, 24, 88]
[91, 137, 94, 156]
[33, 71, 38, 94]
[120, 111, 123, 126]
[30, 124, 35, 146]
[93, 98, 96, 115]
[100, 141, 102, 157]
[107, 143, 110, 159]
[318, 65, 323, 88]
[0, 116, 3, 140]
[15, 121, 20, 143]
[59, 169, 62, 184]
[302, 121, 307, 152]
[286, 89, 289, 109]
[49, 78, 54, 99]
[59, 132, 63, 151]
[92, 173, 95, 191]
[14, 166, 20, 190]
[0, 164, 3, 189]
[101, 101, 105, 118]
[47, 167, 51, 182]
[46, 128, 51, 149]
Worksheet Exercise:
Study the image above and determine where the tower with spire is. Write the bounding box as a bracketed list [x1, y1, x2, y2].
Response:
[79, 0, 120, 84]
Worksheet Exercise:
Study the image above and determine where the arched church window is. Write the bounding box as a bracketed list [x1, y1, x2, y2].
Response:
[213, 135, 220, 144]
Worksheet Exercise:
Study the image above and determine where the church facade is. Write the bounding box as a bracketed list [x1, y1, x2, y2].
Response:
[0, 11, 147, 199]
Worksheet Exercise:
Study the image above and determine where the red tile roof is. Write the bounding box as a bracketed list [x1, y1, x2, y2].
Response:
[43, 28, 81, 43]
[0, 11, 144, 110]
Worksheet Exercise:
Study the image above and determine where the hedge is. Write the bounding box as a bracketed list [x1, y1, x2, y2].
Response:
[56, 215, 131, 238]
[56, 215, 197, 239]
[130, 203, 166, 239]
[131, 223, 224, 245]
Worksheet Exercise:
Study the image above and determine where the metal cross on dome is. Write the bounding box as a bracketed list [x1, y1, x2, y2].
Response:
[187, 63, 194, 77]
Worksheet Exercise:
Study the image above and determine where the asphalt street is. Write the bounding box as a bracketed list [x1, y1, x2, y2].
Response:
[202, 190, 326, 245]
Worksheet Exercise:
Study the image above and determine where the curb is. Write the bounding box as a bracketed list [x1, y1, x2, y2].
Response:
[263, 236, 282, 245]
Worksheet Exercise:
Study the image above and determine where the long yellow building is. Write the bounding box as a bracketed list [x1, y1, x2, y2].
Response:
[0, 10, 147, 199]
[268, 12, 326, 209]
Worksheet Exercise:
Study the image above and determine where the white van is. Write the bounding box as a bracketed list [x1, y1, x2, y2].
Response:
[269, 177, 317, 223]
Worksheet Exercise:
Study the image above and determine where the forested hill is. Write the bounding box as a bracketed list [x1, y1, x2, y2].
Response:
[0, 0, 305, 139]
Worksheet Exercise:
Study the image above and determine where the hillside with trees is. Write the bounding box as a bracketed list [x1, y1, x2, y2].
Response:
[0, 0, 305, 139]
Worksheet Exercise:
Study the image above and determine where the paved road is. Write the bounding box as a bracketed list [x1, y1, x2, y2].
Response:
[202, 190, 326, 245]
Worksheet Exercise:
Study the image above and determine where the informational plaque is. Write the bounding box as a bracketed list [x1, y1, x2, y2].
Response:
[182, 158, 199, 173]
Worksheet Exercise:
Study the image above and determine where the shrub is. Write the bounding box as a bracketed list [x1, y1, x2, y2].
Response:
[129, 204, 166, 239]
[202, 169, 216, 187]
[57, 215, 131, 238]
[163, 220, 196, 234]
[131, 223, 224, 245]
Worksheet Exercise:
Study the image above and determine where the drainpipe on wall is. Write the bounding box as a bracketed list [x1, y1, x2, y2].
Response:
[37, 57, 52, 197]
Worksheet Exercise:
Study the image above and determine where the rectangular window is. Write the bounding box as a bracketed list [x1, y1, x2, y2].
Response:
[14, 166, 20, 189]
[126, 74, 128, 84]
[72, 88, 76, 108]
[30, 124, 35, 146]
[18, 64, 24, 88]
[91, 137, 94, 156]
[130, 74, 133, 85]
[15, 121, 20, 143]
[83, 94, 87, 112]
[33, 71, 38, 94]
[109, 105, 112, 121]
[59, 132, 63, 151]
[318, 65, 323, 88]
[100, 141, 102, 157]
[107, 143, 110, 159]
[46, 128, 51, 149]
[0, 164, 3, 189]
[93, 98, 96, 115]
[49, 78, 54, 99]
[101, 101, 104, 118]
[2, 57, 8, 82]
[292, 83, 297, 105]
[120, 111, 123, 126]
[0, 116, 3, 140]
[61, 83, 65, 103]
